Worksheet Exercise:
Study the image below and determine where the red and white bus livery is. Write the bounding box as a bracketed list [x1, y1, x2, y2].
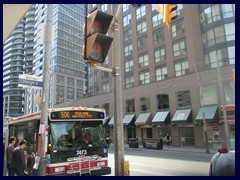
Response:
[8, 107, 111, 176]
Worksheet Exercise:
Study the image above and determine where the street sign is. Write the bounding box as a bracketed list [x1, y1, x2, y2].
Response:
[18, 74, 43, 89]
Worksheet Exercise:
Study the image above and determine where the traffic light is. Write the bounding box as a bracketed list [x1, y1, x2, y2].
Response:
[83, 10, 113, 64]
[154, 4, 178, 30]
[163, 4, 178, 29]
[132, 4, 144, 8]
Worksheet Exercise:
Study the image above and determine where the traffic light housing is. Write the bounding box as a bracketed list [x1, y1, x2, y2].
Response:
[163, 4, 178, 29]
[132, 4, 144, 8]
[83, 10, 113, 64]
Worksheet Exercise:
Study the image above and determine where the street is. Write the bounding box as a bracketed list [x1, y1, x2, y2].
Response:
[107, 146, 212, 176]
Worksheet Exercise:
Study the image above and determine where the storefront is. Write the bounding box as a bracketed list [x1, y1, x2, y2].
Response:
[220, 105, 235, 149]
[108, 114, 136, 144]
[151, 111, 171, 139]
[195, 105, 220, 149]
[171, 109, 194, 147]
[135, 113, 152, 145]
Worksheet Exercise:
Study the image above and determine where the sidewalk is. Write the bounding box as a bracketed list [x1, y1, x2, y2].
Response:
[110, 144, 216, 154]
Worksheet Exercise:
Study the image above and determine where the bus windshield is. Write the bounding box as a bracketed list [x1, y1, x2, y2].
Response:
[50, 121, 106, 149]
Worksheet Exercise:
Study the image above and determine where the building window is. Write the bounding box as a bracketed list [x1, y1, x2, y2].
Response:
[156, 65, 167, 81]
[222, 4, 235, 18]
[77, 80, 83, 88]
[125, 60, 133, 72]
[152, 13, 163, 28]
[176, 90, 191, 108]
[67, 87, 74, 101]
[103, 82, 109, 93]
[153, 29, 164, 45]
[56, 75, 65, 85]
[203, 23, 235, 47]
[101, 4, 107, 12]
[124, 44, 133, 57]
[171, 20, 185, 37]
[123, 14, 131, 27]
[140, 97, 151, 112]
[126, 99, 135, 113]
[154, 47, 166, 63]
[202, 85, 218, 105]
[124, 29, 132, 42]
[76, 89, 83, 99]
[201, 4, 234, 25]
[225, 23, 235, 41]
[138, 36, 148, 51]
[228, 46, 235, 65]
[125, 76, 134, 88]
[138, 54, 149, 67]
[102, 103, 110, 116]
[56, 85, 64, 104]
[123, 4, 130, 12]
[136, 5, 146, 19]
[139, 71, 150, 85]
[212, 4, 221, 22]
[67, 77, 74, 86]
[173, 39, 186, 57]
[157, 94, 169, 110]
[137, 21, 147, 35]
[204, 48, 231, 69]
[175, 59, 189, 77]
[224, 82, 235, 104]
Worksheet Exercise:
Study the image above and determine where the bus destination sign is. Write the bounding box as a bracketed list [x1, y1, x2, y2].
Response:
[50, 110, 105, 120]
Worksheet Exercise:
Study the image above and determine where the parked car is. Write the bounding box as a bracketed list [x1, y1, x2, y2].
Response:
[209, 148, 235, 176]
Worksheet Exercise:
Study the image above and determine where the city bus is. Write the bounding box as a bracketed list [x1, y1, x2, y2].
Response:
[8, 107, 111, 176]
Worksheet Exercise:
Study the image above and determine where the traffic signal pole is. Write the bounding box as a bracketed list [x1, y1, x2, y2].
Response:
[85, 5, 125, 175]
[38, 4, 53, 176]
[111, 4, 124, 176]
[216, 53, 231, 150]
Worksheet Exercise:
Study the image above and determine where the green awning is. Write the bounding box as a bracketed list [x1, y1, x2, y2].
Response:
[196, 106, 219, 123]
[103, 117, 111, 126]
[152, 111, 170, 124]
[108, 117, 114, 126]
[172, 109, 192, 123]
[108, 114, 135, 126]
[135, 113, 151, 126]
[122, 114, 135, 125]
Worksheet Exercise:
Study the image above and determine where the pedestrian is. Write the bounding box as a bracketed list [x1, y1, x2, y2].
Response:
[7, 136, 16, 176]
[166, 134, 170, 147]
[11, 140, 27, 176]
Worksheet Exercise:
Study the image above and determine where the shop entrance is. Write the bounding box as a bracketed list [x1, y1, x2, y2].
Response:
[179, 127, 195, 146]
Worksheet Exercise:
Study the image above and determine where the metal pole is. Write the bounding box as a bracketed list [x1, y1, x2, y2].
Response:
[111, 4, 124, 176]
[193, 66, 210, 154]
[199, 85, 210, 154]
[38, 4, 53, 176]
[216, 53, 231, 150]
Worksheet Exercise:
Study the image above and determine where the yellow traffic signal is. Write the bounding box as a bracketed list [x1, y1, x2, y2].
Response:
[83, 10, 113, 64]
[164, 4, 178, 29]
[154, 4, 178, 30]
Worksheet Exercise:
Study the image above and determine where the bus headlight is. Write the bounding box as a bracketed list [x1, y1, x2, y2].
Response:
[97, 161, 106, 167]
[55, 166, 65, 173]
